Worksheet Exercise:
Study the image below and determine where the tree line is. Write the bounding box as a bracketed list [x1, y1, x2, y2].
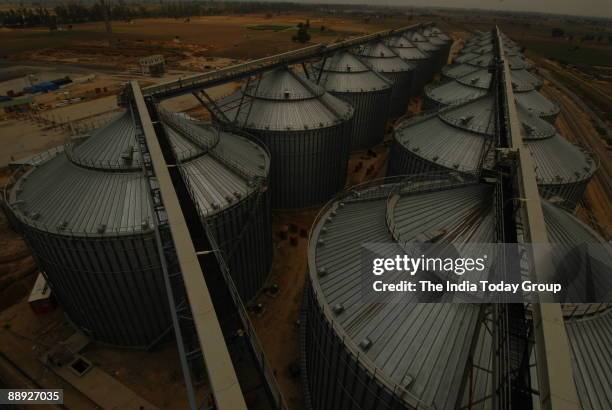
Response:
[0, 1, 310, 29]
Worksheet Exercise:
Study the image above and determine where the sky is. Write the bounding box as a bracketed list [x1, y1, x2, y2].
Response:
[310, 0, 612, 19]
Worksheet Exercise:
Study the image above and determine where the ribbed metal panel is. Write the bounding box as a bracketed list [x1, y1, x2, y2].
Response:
[221, 67, 354, 209]
[426, 66, 558, 122]
[21, 224, 170, 347]
[5, 109, 274, 345]
[316, 51, 392, 151]
[333, 90, 391, 150]
[356, 42, 415, 118]
[168, 116, 274, 302]
[248, 123, 351, 208]
[388, 96, 596, 209]
[302, 178, 611, 410]
[386, 35, 432, 95]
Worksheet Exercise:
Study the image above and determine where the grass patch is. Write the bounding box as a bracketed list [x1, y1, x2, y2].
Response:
[246, 24, 292, 31]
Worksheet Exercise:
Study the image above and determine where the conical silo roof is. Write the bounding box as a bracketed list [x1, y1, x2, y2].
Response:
[442, 63, 480, 80]
[223, 67, 353, 132]
[159, 111, 270, 216]
[425, 78, 489, 106]
[394, 95, 596, 189]
[426, 66, 555, 119]
[515, 89, 560, 119]
[405, 31, 439, 53]
[307, 176, 608, 410]
[386, 35, 430, 61]
[7, 110, 269, 236]
[356, 42, 414, 73]
[454, 52, 481, 63]
[316, 51, 391, 93]
[422, 27, 447, 47]
[9, 111, 151, 235]
[430, 26, 452, 42]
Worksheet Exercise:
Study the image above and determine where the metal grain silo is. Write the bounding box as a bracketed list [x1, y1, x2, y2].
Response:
[443, 53, 542, 90]
[315, 51, 392, 151]
[422, 27, 452, 69]
[425, 67, 558, 122]
[159, 110, 273, 302]
[302, 176, 610, 410]
[405, 31, 442, 76]
[3, 108, 275, 347]
[3, 111, 171, 347]
[388, 95, 596, 209]
[356, 42, 414, 119]
[386, 35, 432, 95]
[220, 66, 354, 209]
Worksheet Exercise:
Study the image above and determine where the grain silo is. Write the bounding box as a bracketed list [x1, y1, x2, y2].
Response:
[302, 176, 610, 410]
[422, 26, 452, 69]
[315, 51, 392, 151]
[3, 107, 274, 347]
[425, 67, 559, 123]
[405, 31, 442, 76]
[219, 66, 354, 209]
[443, 53, 542, 90]
[158, 110, 273, 302]
[386, 35, 432, 95]
[355, 42, 415, 119]
[3, 111, 168, 347]
[388, 95, 597, 209]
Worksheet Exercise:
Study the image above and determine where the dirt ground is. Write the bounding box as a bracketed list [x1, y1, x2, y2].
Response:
[541, 81, 612, 239]
[2, 14, 436, 69]
[248, 121, 394, 408]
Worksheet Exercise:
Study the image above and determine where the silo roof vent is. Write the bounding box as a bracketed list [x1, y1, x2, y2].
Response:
[332, 303, 344, 314]
[459, 115, 474, 125]
[359, 338, 372, 351]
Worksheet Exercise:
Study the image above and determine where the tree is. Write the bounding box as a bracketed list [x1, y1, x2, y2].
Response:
[293, 27, 310, 43]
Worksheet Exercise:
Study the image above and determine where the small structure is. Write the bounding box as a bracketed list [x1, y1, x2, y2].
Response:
[139, 55, 166, 77]
[0, 96, 33, 116]
[28, 273, 56, 315]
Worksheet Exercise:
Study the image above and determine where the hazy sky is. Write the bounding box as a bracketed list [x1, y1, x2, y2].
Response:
[315, 0, 612, 19]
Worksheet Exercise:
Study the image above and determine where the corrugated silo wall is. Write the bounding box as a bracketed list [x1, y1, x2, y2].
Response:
[387, 139, 454, 177]
[441, 43, 452, 68]
[332, 88, 391, 151]
[205, 187, 273, 302]
[246, 123, 352, 209]
[301, 283, 408, 410]
[539, 180, 590, 211]
[385, 71, 414, 119]
[20, 225, 171, 347]
[412, 60, 433, 96]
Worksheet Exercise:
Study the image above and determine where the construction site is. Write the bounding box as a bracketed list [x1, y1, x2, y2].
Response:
[0, 2, 611, 410]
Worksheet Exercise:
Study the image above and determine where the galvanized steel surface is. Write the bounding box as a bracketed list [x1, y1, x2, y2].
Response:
[356, 42, 415, 118]
[390, 95, 596, 208]
[316, 51, 393, 150]
[6, 106, 274, 344]
[304, 178, 610, 409]
[220, 66, 354, 208]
